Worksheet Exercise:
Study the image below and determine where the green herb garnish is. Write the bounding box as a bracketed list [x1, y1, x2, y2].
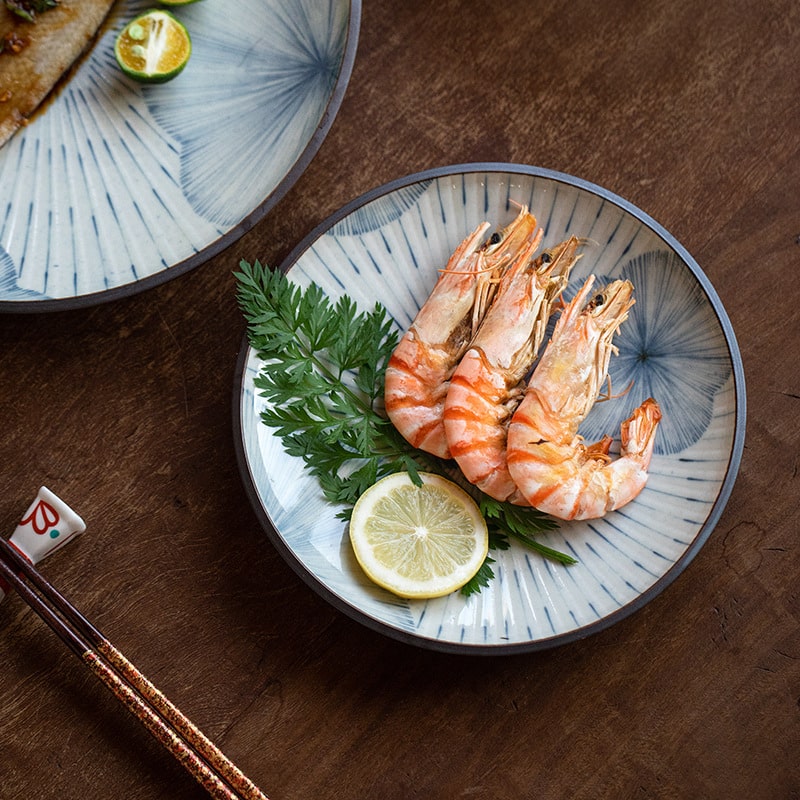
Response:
[5, 0, 59, 23]
[236, 259, 576, 596]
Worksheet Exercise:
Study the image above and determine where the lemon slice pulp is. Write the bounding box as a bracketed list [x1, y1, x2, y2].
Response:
[115, 10, 191, 83]
[349, 472, 488, 599]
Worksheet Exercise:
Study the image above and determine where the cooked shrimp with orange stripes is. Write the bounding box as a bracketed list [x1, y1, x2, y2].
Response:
[506, 276, 662, 520]
[384, 208, 662, 521]
[443, 236, 580, 504]
[384, 206, 540, 458]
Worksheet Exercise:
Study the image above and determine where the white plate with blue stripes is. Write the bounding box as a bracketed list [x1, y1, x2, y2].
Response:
[234, 163, 746, 654]
[0, 0, 360, 312]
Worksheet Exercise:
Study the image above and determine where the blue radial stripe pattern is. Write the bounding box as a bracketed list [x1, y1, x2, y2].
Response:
[237, 164, 746, 653]
[0, 0, 357, 309]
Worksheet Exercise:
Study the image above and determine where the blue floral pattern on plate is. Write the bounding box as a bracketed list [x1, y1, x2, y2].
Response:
[0, 0, 359, 310]
[235, 164, 746, 654]
[577, 250, 733, 456]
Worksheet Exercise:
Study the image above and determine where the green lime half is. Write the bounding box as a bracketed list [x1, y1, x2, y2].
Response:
[114, 10, 192, 84]
[159, 0, 203, 5]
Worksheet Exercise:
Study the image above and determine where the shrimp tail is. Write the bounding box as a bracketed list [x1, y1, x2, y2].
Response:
[620, 397, 661, 464]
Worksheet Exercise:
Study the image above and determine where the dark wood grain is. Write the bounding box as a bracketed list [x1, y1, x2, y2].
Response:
[1, 0, 798, 798]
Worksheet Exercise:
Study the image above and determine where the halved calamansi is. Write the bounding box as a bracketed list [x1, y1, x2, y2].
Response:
[114, 10, 192, 84]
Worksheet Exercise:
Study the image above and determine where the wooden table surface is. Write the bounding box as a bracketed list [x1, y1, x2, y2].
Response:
[1, 1, 798, 798]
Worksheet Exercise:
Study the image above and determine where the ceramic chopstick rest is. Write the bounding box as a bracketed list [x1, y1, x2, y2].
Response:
[0, 487, 86, 602]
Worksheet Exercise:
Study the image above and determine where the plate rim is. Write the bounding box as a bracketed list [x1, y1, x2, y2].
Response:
[232, 161, 747, 655]
[0, 0, 362, 315]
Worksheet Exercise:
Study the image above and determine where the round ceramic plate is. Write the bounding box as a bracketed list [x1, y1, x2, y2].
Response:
[234, 164, 746, 655]
[0, 0, 360, 312]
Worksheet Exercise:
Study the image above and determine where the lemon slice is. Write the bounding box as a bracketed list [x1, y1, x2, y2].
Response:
[114, 10, 192, 84]
[349, 472, 488, 599]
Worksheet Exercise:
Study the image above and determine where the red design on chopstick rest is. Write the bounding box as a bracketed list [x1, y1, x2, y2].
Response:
[20, 500, 60, 536]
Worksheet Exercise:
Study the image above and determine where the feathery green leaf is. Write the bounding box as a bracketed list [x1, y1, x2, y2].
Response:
[236, 260, 573, 595]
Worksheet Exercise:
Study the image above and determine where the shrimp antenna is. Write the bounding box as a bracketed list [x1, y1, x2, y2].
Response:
[439, 263, 507, 276]
[596, 376, 635, 403]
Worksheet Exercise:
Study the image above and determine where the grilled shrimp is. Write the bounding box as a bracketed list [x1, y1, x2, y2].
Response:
[384, 207, 540, 458]
[442, 237, 580, 503]
[506, 276, 662, 520]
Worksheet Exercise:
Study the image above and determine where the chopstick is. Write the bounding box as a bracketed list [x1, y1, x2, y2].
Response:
[0, 538, 269, 800]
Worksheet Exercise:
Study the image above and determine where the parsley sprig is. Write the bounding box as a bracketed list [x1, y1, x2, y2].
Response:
[236, 260, 576, 596]
[5, 0, 59, 23]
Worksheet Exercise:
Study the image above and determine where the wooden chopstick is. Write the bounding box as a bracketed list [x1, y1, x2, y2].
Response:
[0, 538, 269, 800]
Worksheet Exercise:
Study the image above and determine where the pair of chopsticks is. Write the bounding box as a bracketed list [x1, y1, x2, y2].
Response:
[0, 537, 269, 800]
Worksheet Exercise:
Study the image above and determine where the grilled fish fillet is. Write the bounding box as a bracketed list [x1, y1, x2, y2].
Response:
[0, 0, 115, 147]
